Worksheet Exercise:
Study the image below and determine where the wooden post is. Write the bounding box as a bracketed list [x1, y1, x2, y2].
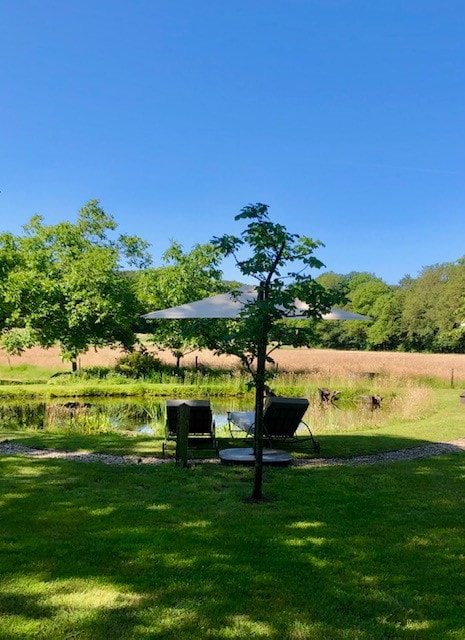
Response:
[176, 403, 190, 468]
[451, 368, 455, 388]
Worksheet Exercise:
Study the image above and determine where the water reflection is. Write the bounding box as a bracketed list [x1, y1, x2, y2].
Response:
[0, 397, 253, 436]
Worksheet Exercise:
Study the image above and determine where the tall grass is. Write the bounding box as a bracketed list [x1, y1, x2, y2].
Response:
[301, 379, 435, 434]
[0, 358, 449, 448]
[43, 404, 117, 435]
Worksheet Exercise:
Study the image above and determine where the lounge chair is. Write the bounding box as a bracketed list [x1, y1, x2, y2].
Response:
[228, 397, 320, 453]
[163, 400, 217, 456]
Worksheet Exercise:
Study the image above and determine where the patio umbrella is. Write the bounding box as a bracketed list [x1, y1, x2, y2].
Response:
[143, 285, 369, 321]
[143, 286, 369, 492]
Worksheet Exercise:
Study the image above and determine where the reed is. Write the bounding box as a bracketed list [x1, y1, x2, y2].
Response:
[302, 380, 434, 434]
[43, 403, 116, 435]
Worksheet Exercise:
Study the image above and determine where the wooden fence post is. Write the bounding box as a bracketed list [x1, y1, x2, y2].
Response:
[176, 403, 190, 468]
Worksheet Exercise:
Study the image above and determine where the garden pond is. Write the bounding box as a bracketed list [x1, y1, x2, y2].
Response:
[0, 397, 254, 436]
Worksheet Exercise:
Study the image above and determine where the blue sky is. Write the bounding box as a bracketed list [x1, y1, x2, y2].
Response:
[0, 0, 464, 285]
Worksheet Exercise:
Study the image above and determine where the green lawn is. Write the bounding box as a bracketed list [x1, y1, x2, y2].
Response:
[1, 384, 465, 638]
[1, 451, 465, 639]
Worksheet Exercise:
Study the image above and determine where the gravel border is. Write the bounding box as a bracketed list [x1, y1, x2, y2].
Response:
[2, 438, 465, 467]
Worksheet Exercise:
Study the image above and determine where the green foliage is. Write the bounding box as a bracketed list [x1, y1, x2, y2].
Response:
[315, 261, 465, 354]
[78, 365, 113, 379]
[0, 232, 21, 329]
[401, 260, 465, 353]
[1, 200, 152, 368]
[115, 349, 163, 378]
[349, 278, 391, 315]
[210, 203, 343, 374]
[0, 327, 36, 362]
[136, 240, 223, 311]
[366, 290, 405, 350]
[315, 272, 388, 350]
[137, 240, 225, 365]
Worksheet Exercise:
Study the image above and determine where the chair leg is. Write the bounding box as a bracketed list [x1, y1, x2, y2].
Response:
[301, 420, 321, 454]
[228, 421, 236, 439]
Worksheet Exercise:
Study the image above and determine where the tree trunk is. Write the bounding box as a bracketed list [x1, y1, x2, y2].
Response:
[251, 339, 266, 500]
[251, 287, 268, 501]
[71, 360, 77, 372]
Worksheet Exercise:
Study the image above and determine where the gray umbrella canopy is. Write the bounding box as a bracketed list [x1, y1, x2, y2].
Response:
[143, 285, 369, 321]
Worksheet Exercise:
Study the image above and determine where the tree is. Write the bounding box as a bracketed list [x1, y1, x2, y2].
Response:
[366, 289, 405, 351]
[211, 203, 342, 501]
[349, 277, 391, 316]
[315, 272, 385, 350]
[0, 327, 36, 367]
[400, 259, 465, 353]
[136, 240, 225, 366]
[0, 232, 21, 330]
[3, 200, 151, 370]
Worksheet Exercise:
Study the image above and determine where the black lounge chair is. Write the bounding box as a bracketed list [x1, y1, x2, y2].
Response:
[228, 397, 320, 453]
[163, 400, 217, 456]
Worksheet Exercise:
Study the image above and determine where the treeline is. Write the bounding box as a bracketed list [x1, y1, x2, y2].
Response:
[314, 267, 465, 353]
[1, 200, 465, 369]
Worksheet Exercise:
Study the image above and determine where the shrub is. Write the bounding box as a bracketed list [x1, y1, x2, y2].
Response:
[115, 350, 163, 379]
[79, 366, 113, 379]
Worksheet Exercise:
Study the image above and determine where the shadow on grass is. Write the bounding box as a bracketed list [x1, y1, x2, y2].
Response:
[1, 436, 465, 639]
[0, 430, 450, 462]
[218, 432, 445, 460]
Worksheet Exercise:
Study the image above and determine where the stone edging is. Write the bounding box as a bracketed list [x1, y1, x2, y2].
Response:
[2, 438, 465, 467]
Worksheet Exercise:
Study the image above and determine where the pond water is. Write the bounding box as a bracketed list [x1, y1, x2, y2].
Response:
[0, 397, 254, 436]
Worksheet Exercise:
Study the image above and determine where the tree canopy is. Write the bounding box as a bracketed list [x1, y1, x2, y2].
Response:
[314, 263, 465, 353]
[136, 240, 226, 366]
[1, 200, 151, 369]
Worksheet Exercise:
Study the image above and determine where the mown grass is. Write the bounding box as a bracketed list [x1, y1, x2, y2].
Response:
[1, 450, 465, 639]
[0, 380, 249, 400]
[0, 364, 56, 384]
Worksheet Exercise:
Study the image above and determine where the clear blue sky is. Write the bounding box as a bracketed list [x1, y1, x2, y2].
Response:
[0, 0, 464, 285]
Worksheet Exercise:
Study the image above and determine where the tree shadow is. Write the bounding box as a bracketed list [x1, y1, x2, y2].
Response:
[1, 438, 465, 639]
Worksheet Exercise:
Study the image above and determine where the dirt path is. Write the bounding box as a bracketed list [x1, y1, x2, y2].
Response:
[2, 438, 465, 467]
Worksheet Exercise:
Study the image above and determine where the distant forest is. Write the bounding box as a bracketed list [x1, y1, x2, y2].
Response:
[311, 265, 465, 353]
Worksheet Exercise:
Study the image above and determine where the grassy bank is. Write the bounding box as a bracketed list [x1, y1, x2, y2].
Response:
[1, 361, 465, 460]
[0, 361, 460, 400]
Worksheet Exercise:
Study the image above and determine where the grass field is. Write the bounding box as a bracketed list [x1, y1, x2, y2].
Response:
[1, 346, 465, 383]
